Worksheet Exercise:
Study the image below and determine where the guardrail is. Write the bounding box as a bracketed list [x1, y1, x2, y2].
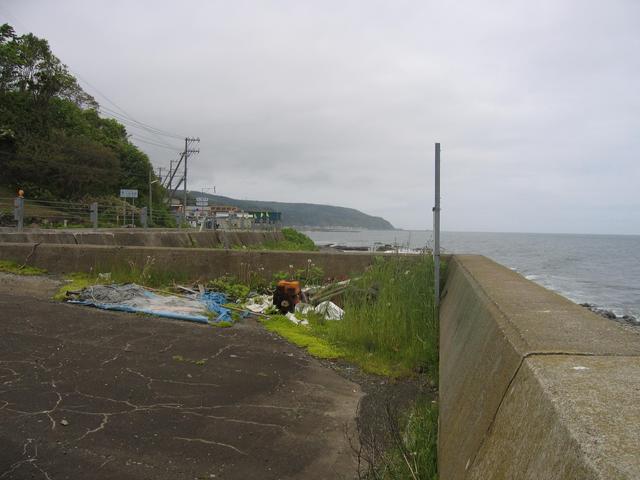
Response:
[0, 197, 280, 231]
[0, 197, 151, 230]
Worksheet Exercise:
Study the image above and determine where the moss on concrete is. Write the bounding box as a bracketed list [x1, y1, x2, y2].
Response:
[52, 273, 97, 301]
[0, 260, 47, 276]
[261, 315, 343, 359]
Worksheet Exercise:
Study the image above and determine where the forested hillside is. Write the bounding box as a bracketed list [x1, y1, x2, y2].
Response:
[0, 23, 166, 216]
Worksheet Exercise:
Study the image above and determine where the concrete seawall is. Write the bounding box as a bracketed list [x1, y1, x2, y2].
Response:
[0, 242, 385, 279]
[440, 255, 640, 479]
[0, 230, 284, 249]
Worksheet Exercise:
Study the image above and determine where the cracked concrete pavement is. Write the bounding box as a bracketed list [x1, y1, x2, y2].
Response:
[0, 274, 362, 479]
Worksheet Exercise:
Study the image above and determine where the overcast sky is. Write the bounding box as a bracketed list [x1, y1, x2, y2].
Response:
[2, 1, 639, 233]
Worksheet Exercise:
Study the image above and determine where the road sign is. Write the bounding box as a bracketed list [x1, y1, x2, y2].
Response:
[196, 197, 209, 207]
[120, 189, 139, 198]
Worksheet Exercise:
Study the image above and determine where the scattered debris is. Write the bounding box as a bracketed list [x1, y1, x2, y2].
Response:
[285, 312, 308, 326]
[245, 295, 272, 314]
[65, 274, 353, 327]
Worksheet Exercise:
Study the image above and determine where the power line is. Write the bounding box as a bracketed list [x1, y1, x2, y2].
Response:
[99, 111, 185, 149]
[98, 105, 185, 141]
[130, 136, 183, 151]
[128, 132, 178, 149]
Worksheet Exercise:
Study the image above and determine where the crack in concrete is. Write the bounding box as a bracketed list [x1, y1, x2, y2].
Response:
[181, 410, 287, 431]
[173, 436, 247, 456]
[75, 413, 109, 441]
[2, 392, 62, 431]
[125, 367, 220, 388]
[0, 439, 51, 480]
[101, 353, 121, 366]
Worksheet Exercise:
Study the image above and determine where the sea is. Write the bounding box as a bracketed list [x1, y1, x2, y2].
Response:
[302, 230, 640, 321]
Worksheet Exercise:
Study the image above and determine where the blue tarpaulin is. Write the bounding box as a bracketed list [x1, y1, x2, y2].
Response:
[67, 284, 232, 324]
[199, 291, 232, 323]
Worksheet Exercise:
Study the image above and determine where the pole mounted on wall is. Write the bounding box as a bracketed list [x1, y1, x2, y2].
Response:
[433, 142, 441, 307]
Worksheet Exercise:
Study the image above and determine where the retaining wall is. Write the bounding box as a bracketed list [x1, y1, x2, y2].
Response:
[0, 230, 284, 249]
[440, 255, 640, 479]
[0, 242, 384, 280]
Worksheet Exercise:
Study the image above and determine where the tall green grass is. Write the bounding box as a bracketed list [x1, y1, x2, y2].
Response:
[330, 254, 440, 378]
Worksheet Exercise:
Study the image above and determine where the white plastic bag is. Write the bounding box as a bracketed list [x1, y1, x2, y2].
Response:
[315, 301, 344, 320]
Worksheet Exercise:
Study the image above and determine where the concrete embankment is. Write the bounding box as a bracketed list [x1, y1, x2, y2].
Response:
[0, 229, 284, 248]
[0, 242, 384, 279]
[440, 255, 640, 479]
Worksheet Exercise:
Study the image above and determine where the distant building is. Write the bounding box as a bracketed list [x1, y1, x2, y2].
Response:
[169, 198, 281, 230]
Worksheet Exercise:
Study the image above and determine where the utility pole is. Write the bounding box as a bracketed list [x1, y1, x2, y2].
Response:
[182, 137, 200, 226]
[433, 143, 441, 307]
[183, 137, 188, 220]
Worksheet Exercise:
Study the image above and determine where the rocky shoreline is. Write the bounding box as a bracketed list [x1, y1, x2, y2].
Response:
[580, 303, 638, 325]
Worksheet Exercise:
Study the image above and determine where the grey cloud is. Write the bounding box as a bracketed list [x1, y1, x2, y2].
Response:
[2, 0, 639, 232]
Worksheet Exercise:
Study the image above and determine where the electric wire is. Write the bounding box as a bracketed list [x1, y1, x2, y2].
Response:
[130, 137, 183, 151]
[98, 106, 185, 142]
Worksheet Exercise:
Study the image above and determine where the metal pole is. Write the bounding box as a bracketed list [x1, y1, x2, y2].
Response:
[433, 143, 441, 307]
[141, 207, 148, 228]
[14, 197, 24, 231]
[90, 202, 98, 229]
